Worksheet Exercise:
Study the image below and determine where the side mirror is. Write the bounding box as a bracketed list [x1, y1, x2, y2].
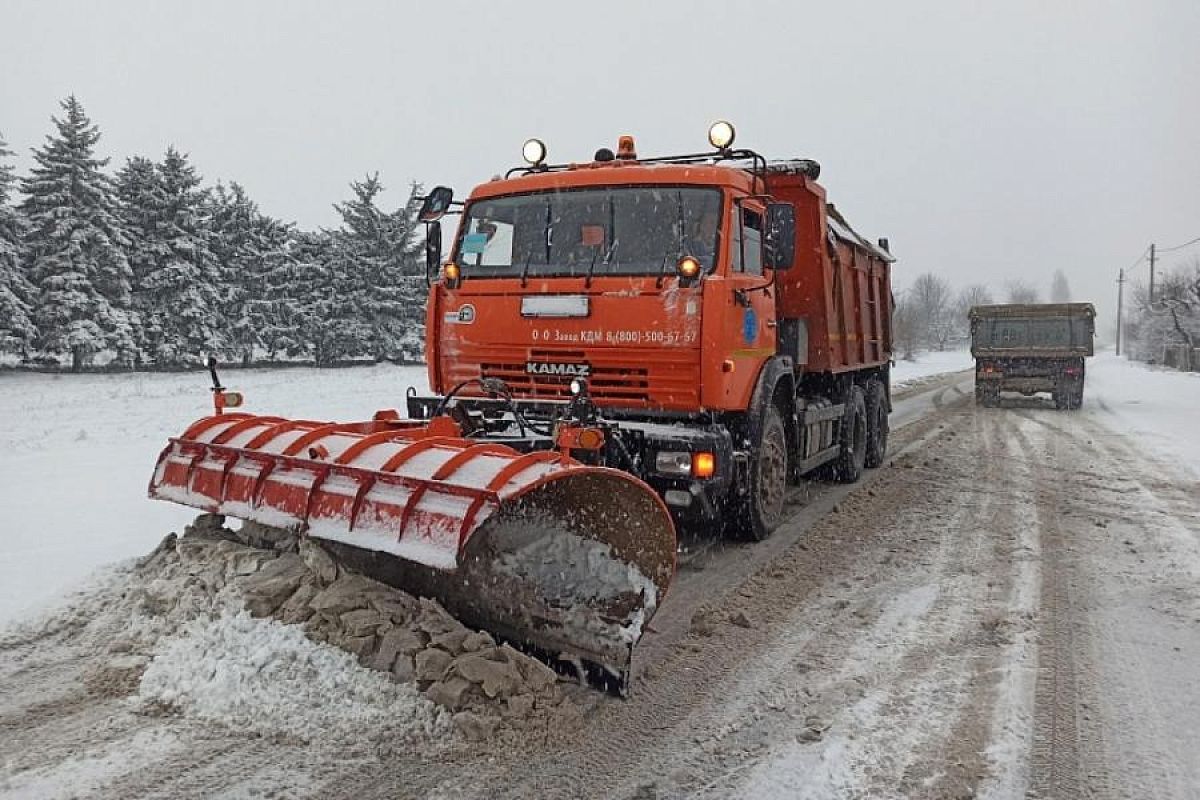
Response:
[424, 221, 442, 284]
[763, 202, 795, 271]
[418, 186, 454, 223]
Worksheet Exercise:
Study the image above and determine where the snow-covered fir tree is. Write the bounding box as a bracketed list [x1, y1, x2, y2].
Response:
[20, 96, 138, 369]
[329, 176, 426, 361]
[0, 136, 33, 337]
[208, 182, 295, 363]
[115, 155, 161, 361]
[125, 147, 225, 366]
[0, 132, 37, 357]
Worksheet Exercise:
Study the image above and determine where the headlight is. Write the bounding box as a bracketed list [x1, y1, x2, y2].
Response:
[522, 138, 547, 165]
[654, 451, 693, 477]
[708, 120, 736, 150]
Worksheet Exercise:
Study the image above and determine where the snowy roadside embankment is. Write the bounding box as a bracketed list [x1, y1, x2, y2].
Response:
[891, 350, 973, 390]
[0, 364, 428, 628]
[1085, 351, 1200, 477]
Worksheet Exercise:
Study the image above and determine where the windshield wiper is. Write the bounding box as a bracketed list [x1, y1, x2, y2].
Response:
[655, 253, 671, 289]
[584, 238, 619, 288]
[519, 253, 533, 288]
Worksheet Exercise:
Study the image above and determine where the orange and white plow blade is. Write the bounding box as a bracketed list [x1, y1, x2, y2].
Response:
[149, 413, 676, 680]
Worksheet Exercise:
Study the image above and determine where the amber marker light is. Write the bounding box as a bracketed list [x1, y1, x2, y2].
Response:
[692, 452, 716, 478]
[576, 428, 605, 450]
[678, 256, 701, 279]
[443, 263, 460, 281]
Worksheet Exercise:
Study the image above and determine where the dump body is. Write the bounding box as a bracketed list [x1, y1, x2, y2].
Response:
[765, 166, 894, 374]
[969, 302, 1096, 408]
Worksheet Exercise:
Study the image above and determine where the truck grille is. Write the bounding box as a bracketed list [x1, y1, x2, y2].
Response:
[482, 350, 651, 402]
[441, 347, 701, 409]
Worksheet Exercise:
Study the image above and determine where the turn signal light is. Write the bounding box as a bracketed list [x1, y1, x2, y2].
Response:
[443, 263, 460, 282]
[678, 256, 701, 279]
[692, 452, 716, 478]
[576, 428, 605, 450]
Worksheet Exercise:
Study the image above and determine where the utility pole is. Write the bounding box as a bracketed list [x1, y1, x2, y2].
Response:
[1116, 268, 1125, 356]
[1148, 243, 1157, 305]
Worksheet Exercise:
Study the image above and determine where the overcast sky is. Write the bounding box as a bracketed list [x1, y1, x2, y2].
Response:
[3, 0, 1198, 336]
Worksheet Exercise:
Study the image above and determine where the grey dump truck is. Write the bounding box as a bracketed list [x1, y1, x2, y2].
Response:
[969, 303, 1096, 409]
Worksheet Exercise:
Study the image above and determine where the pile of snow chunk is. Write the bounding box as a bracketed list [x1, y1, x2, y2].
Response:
[134, 515, 564, 742]
[138, 609, 450, 747]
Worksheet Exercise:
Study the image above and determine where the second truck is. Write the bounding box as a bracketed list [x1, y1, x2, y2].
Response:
[149, 122, 895, 688]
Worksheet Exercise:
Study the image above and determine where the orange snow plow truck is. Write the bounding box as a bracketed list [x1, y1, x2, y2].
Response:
[149, 122, 894, 690]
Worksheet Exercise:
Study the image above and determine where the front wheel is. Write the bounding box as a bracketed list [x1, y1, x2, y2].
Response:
[731, 403, 789, 542]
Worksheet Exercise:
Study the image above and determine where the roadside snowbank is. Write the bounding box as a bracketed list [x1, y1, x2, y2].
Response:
[0, 363, 428, 627]
[1086, 351, 1200, 477]
[891, 350, 973, 389]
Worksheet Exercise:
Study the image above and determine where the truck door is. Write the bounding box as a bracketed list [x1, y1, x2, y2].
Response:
[730, 201, 778, 365]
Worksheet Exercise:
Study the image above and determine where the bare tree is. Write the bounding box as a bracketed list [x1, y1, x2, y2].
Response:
[952, 284, 993, 341]
[1006, 279, 1040, 304]
[1050, 270, 1071, 302]
[909, 272, 954, 351]
[1128, 257, 1200, 366]
[892, 291, 919, 361]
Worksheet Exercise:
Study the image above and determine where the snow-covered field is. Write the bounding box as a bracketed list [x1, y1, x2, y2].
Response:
[891, 349, 974, 388]
[0, 364, 428, 627]
[1086, 351, 1200, 477]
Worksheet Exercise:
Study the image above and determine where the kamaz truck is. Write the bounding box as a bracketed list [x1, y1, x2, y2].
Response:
[970, 302, 1096, 409]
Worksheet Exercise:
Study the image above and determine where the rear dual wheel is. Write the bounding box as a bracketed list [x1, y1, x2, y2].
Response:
[864, 380, 889, 468]
[833, 386, 867, 483]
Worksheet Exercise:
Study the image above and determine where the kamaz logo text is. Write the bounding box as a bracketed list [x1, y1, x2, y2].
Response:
[525, 362, 591, 378]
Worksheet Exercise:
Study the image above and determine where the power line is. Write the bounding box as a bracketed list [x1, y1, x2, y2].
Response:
[1157, 235, 1200, 254]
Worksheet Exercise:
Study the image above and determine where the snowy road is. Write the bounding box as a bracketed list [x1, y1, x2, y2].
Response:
[2, 357, 1199, 799]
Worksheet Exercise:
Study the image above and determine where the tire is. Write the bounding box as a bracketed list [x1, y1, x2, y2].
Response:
[864, 379, 889, 469]
[977, 386, 999, 408]
[833, 386, 867, 483]
[732, 403, 789, 542]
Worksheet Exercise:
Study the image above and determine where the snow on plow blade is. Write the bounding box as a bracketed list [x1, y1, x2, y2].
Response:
[148, 412, 676, 683]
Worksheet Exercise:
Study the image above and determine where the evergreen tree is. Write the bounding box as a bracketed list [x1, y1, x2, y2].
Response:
[0, 132, 37, 357]
[279, 229, 370, 365]
[330, 176, 426, 361]
[126, 147, 225, 366]
[209, 182, 294, 364]
[20, 96, 136, 369]
[115, 155, 160, 361]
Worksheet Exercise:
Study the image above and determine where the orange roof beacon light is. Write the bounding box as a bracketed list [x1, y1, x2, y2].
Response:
[617, 135, 638, 160]
[522, 138, 547, 166]
[708, 120, 736, 151]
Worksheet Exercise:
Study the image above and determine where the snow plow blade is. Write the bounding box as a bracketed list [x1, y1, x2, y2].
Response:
[148, 412, 676, 685]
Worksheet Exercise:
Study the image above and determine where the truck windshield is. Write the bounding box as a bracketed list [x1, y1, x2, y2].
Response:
[454, 186, 721, 278]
